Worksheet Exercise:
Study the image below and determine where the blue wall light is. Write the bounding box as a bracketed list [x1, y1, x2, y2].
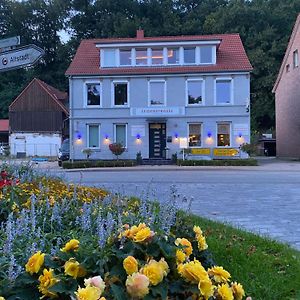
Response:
[136, 133, 141, 140]
[174, 133, 179, 139]
[207, 131, 212, 138]
[76, 133, 82, 140]
[238, 132, 243, 138]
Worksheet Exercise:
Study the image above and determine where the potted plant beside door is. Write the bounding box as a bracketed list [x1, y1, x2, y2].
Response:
[109, 143, 125, 160]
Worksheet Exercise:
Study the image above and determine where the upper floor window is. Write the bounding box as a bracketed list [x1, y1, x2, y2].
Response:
[200, 46, 213, 64]
[113, 82, 128, 106]
[136, 49, 147, 65]
[120, 49, 131, 66]
[87, 124, 100, 148]
[103, 49, 116, 67]
[167, 48, 180, 64]
[216, 79, 232, 104]
[86, 83, 101, 106]
[188, 123, 202, 147]
[114, 124, 127, 148]
[217, 123, 230, 147]
[293, 50, 299, 68]
[149, 81, 166, 106]
[184, 47, 196, 64]
[186, 80, 203, 105]
[151, 48, 163, 65]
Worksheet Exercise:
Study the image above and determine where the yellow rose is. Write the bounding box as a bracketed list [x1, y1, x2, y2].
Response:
[75, 285, 102, 300]
[141, 260, 164, 286]
[176, 250, 186, 264]
[208, 266, 231, 283]
[61, 239, 80, 252]
[217, 283, 234, 300]
[126, 272, 150, 299]
[123, 256, 138, 275]
[193, 225, 203, 235]
[178, 259, 209, 284]
[25, 251, 45, 275]
[175, 238, 193, 256]
[64, 258, 86, 279]
[231, 282, 245, 300]
[38, 268, 59, 298]
[84, 275, 105, 294]
[198, 279, 214, 299]
[0, 297, 5, 300]
[158, 258, 169, 276]
[134, 227, 153, 243]
[197, 235, 208, 251]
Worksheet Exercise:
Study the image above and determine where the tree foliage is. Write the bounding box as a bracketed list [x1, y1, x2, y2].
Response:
[1, 0, 300, 131]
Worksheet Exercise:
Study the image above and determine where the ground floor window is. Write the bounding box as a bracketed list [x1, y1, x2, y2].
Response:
[217, 123, 230, 146]
[88, 124, 100, 148]
[188, 123, 202, 147]
[114, 124, 127, 148]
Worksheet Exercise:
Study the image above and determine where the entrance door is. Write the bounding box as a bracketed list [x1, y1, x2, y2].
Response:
[149, 123, 166, 159]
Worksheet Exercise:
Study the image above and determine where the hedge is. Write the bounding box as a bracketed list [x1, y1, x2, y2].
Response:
[62, 160, 137, 169]
[177, 159, 258, 166]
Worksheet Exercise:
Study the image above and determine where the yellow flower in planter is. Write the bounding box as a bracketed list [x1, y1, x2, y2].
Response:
[208, 266, 231, 283]
[141, 259, 165, 286]
[126, 272, 150, 299]
[25, 251, 45, 275]
[123, 256, 138, 275]
[134, 227, 154, 243]
[217, 283, 234, 300]
[178, 259, 209, 284]
[60, 239, 80, 252]
[193, 225, 203, 236]
[193, 226, 208, 251]
[176, 250, 186, 264]
[75, 285, 102, 300]
[175, 238, 193, 257]
[158, 258, 169, 276]
[231, 282, 245, 300]
[198, 279, 214, 299]
[38, 268, 59, 298]
[64, 258, 86, 279]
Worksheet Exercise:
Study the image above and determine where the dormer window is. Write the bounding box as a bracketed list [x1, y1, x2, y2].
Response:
[151, 48, 163, 65]
[167, 48, 180, 64]
[136, 49, 148, 65]
[200, 46, 213, 64]
[184, 47, 196, 64]
[120, 49, 131, 66]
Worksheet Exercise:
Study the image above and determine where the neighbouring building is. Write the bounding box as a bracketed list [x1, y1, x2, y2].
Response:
[0, 119, 9, 144]
[273, 14, 300, 158]
[9, 78, 69, 157]
[66, 30, 252, 161]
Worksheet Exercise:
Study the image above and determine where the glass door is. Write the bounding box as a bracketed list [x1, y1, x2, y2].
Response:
[149, 123, 166, 159]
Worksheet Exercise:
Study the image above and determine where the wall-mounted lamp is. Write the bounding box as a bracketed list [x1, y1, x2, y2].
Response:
[206, 131, 214, 145]
[236, 133, 245, 145]
[174, 133, 179, 142]
[75, 132, 82, 145]
[207, 131, 212, 138]
[136, 134, 141, 140]
[135, 134, 142, 144]
[238, 133, 243, 138]
[105, 134, 109, 140]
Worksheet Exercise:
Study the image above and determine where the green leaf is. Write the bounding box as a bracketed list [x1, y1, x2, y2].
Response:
[48, 279, 78, 295]
[111, 283, 127, 300]
[151, 281, 168, 299]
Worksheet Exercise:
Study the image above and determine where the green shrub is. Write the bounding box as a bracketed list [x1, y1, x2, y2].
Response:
[62, 160, 137, 169]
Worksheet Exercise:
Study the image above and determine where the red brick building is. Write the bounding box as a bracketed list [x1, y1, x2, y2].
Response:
[273, 14, 300, 158]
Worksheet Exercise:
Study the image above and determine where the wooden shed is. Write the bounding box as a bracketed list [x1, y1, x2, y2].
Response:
[9, 78, 69, 157]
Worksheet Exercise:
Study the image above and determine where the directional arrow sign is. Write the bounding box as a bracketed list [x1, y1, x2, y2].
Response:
[0, 44, 45, 72]
[0, 36, 20, 49]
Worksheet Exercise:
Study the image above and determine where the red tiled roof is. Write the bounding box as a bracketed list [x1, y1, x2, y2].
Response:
[37, 79, 68, 101]
[0, 119, 9, 132]
[66, 33, 253, 76]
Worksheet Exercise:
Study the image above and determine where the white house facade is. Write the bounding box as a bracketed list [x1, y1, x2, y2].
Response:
[66, 30, 252, 160]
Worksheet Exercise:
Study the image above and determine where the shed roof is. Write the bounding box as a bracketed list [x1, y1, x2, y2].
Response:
[0, 119, 9, 132]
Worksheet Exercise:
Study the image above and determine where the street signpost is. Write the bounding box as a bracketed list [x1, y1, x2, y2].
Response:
[0, 36, 20, 50]
[0, 44, 45, 72]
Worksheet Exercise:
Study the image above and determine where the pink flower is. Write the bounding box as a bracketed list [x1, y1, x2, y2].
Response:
[84, 275, 105, 294]
[126, 272, 150, 299]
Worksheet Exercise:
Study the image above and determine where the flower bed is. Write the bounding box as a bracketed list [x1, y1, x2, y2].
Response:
[0, 165, 249, 299]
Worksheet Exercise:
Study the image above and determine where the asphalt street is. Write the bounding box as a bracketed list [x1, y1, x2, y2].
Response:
[55, 160, 300, 250]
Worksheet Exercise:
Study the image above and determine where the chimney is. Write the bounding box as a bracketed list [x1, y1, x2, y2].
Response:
[136, 29, 144, 39]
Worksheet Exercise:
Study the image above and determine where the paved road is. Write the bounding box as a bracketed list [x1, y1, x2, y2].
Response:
[51, 159, 300, 250]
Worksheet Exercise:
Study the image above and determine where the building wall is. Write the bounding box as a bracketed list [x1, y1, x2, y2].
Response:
[275, 27, 300, 158]
[10, 133, 62, 157]
[70, 73, 250, 159]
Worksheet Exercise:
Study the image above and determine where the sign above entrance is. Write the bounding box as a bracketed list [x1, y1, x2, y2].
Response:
[131, 106, 185, 117]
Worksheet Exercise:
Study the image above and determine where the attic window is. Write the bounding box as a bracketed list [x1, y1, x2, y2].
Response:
[293, 50, 299, 68]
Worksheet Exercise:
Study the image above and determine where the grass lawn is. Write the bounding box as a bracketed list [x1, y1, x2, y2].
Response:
[177, 212, 300, 300]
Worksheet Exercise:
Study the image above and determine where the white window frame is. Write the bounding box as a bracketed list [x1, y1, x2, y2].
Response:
[167, 47, 180, 65]
[216, 122, 231, 147]
[84, 80, 102, 108]
[111, 80, 130, 107]
[113, 123, 128, 148]
[187, 123, 203, 148]
[214, 77, 234, 105]
[185, 78, 205, 106]
[135, 48, 148, 66]
[101, 49, 117, 67]
[199, 46, 214, 64]
[87, 124, 100, 149]
[148, 80, 167, 107]
[150, 48, 164, 66]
